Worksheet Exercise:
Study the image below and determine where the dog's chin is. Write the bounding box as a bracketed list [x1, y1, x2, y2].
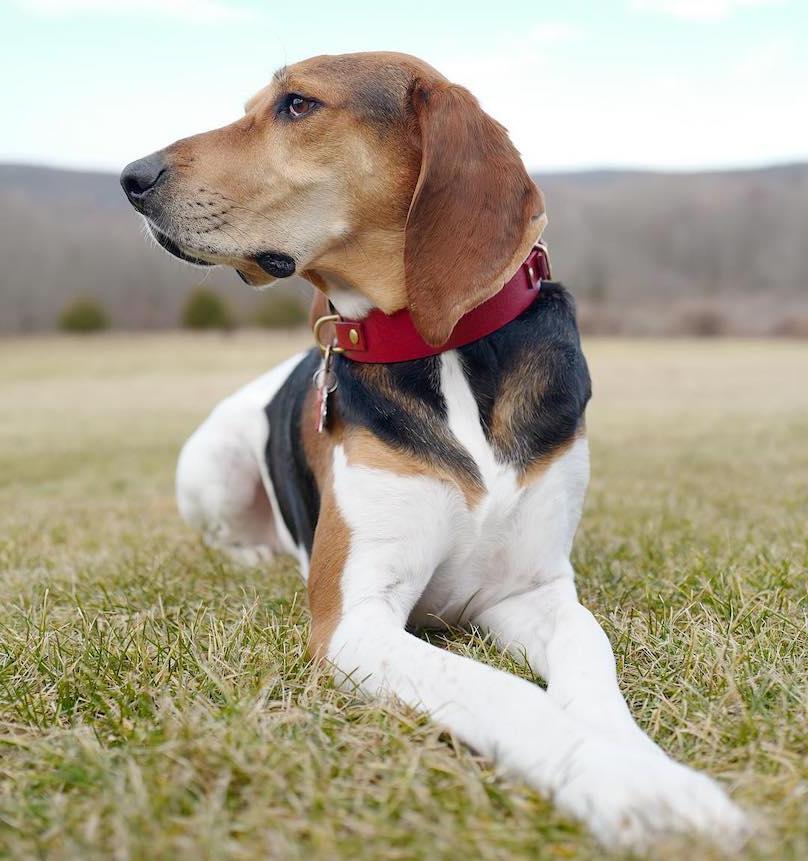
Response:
[150, 226, 215, 267]
[147, 224, 297, 287]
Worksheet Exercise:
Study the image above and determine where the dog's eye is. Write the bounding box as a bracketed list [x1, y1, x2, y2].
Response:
[280, 94, 318, 119]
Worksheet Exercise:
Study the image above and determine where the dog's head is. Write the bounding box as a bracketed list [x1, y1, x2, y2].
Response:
[121, 52, 545, 345]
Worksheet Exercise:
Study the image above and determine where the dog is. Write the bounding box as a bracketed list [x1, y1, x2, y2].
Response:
[120, 51, 748, 850]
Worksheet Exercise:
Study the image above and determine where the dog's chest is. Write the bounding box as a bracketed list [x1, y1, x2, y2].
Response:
[405, 353, 588, 628]
[439, 352, 524, 520]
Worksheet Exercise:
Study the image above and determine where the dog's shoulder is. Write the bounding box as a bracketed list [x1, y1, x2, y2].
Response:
[332, 280, 590, 484]
[332, 352, 487, 506]
[458, 281, 591, 471]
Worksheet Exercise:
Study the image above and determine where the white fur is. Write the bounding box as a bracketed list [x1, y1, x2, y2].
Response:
[327, 284, 376, 319]
[176, 349, 748, 851]
[176, 352, 305, 569]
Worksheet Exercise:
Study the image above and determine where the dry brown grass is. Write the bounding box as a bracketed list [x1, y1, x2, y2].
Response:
[0, 333, 806, 860]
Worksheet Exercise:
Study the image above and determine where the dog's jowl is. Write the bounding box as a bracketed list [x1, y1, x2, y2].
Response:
[121, 51, 748, 850]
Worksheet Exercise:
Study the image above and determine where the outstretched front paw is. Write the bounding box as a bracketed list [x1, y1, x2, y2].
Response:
[553, 742, 750, 852]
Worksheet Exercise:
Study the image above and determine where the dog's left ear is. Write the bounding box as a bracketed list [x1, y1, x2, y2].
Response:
[404, 81, 545, 346]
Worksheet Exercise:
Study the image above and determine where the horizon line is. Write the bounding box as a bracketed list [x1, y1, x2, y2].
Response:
[2, 156, 806, 179]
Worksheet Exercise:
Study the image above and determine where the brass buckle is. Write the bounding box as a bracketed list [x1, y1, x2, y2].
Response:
[534, 242, 553, 280]
[312, 313, 345, 354]
[524, 243, 552, 284]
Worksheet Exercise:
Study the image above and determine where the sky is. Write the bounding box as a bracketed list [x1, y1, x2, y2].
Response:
[2, 0, 806, 173]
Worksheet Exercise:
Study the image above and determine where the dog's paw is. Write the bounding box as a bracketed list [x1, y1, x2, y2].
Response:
[553, 742, 750, 852]
[205, 539, 274, 568]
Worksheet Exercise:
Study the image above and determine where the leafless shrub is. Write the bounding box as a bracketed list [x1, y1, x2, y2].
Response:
[770, 313, 808, 338]
[251, 293, 308, 328]
[674, 303, 729, 337]
[181, 288, 235, 331]
[58, 296, 110, 333]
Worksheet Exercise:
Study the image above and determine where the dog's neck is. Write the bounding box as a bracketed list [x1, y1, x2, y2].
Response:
[303, 226, 408, 319]
[314, 273, 376, 318]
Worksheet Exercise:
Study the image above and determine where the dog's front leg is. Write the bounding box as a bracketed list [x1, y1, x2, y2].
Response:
[316, 559, 749, 850]
[327, 595, 597, 786]
[311, 452, 747, 849]
[473, 574, 655, 750]
[472, 573, 749, 845]
[308, 474, 600, 809]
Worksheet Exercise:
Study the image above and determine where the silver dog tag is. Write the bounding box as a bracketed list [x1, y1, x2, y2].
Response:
[313, 345, 338, 433]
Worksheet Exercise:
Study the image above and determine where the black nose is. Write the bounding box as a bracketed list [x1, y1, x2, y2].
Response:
[120, 153, 168, 202]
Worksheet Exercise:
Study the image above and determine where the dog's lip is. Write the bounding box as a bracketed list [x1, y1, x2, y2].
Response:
[146, 224, 295, 281]
[254, 250, 296, 278]
[150, 226, 214, 267]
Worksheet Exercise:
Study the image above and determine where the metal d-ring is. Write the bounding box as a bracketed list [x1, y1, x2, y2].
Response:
[312, 313, 345, 354]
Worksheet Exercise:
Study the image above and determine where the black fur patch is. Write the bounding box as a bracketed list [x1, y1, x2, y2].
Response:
[332, 356, 484, 491]
[457, 282, 591, 469]
[264, 350, 321, 553]
[262, 282, 590, 551]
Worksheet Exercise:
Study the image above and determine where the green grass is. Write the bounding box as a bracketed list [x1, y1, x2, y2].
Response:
[1, 333, 806, 860]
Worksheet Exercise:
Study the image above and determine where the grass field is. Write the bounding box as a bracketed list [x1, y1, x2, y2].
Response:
[1, 333, 806, 860]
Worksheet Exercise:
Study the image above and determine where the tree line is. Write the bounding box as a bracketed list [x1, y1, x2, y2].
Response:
[1, 163, 807, 336]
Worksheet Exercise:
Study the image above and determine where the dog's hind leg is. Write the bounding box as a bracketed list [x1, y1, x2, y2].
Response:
[176, 353, 306, 565]
[177, 424, 276, 565]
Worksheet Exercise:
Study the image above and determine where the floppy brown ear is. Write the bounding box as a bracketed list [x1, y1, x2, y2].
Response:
[404, 82, 545, 346]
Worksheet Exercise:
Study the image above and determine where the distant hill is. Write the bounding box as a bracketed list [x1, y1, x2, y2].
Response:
[1, 162, 806, 335]
[539, 164, 808, 335]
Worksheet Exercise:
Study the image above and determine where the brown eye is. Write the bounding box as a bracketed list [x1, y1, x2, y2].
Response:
[282, 94, 317, 119]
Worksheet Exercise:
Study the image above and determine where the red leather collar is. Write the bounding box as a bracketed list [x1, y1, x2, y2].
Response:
[315, 245, 551, 364]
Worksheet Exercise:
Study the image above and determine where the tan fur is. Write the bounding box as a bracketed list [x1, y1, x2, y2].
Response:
[307, 484, 349, 659]
[301, 387, 348, 658]
[518, 427, 586, 488]
[489, 349, 554, 452]
[344, 428, 483, 508]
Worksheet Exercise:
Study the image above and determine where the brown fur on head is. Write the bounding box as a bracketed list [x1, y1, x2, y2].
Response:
[122, 51, 545, 344]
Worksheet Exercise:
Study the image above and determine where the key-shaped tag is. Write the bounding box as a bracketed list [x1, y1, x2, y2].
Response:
[313, 344, 338, 433]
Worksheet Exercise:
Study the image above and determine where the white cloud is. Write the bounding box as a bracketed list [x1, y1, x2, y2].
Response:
[16, 0, 257, 22]
[631, 0, 782, 20]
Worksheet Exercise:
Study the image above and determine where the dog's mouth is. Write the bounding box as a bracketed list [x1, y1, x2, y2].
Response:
[253, 251, 296, 279]
[150, 226, 215, 267]
[148, 224, 297, 283]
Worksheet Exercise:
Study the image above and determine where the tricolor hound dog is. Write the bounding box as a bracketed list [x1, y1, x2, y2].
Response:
[121, 51, 748, 850]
